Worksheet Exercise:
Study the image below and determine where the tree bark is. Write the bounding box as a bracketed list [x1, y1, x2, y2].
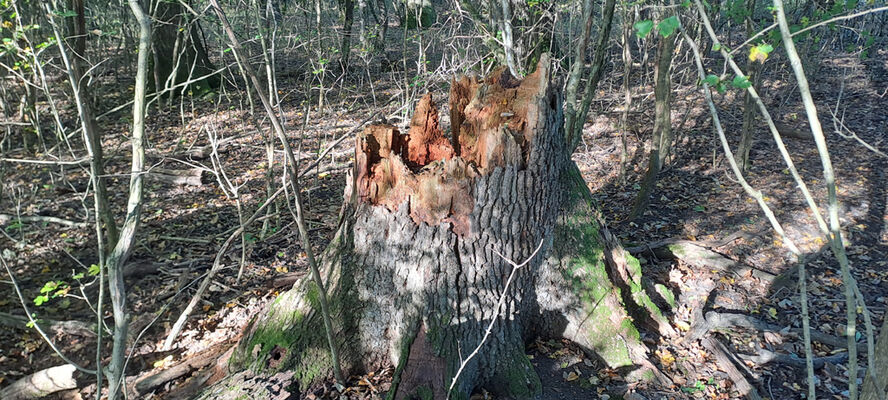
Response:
[735, 0, 760, 172]
[151, 0, 218, 95]
[629, 32, 676, 220]
[213, 57, 667, 399]
[861, 317, 888, 400]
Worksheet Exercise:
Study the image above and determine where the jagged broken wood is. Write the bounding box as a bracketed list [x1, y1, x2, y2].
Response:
[205, 58, 670, 399]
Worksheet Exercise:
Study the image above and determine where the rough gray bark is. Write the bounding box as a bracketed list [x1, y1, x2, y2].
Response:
[861, 317, 888, 400]
[151, 0, 218, 95]
[209, 58, 667, 399]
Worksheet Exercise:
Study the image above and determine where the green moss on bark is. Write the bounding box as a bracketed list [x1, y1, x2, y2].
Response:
[489, 348, 542, 399]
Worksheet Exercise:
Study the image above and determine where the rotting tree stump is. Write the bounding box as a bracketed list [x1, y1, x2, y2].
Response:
[208, 56, 671, 400]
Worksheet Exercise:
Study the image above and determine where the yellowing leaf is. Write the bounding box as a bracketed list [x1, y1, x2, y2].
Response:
[564, 371, 579, 381]
[153, 355, 174, 369]
[656, 349, 676, 367]
[768, 307, 778, 319]
[675, 320, 691, 331]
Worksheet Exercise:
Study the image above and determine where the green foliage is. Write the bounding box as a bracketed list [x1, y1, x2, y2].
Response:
[633, 20, 654, 39]
[731, 75, 752, 89]
[702, 74, 719, 86]
[656, 16, 680, 38]
[33, 280, 68, 306]
[725, 0, 750, 24]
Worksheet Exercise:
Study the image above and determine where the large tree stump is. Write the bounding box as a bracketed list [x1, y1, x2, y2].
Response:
[217, 57, 668, 399]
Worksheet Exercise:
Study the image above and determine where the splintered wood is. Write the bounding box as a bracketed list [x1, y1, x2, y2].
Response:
[355, 66, 547, 236]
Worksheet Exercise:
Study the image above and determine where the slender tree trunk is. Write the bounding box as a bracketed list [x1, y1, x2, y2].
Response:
[209, 58, 671, 399]
[735, 0, 760, 172]
[564, 0, 617, 150]
[65, 0, 118, 247]
[103, 0, 150, 398]
[861, 317, 888, 399]
[339, 0, 356, 72]
[630, 31, 676, 220]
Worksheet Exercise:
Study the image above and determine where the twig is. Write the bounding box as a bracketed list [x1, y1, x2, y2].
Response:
[0, 213, 86, 228]
[446, 240, 544, 400]
[738, 347, 849, 369]
[773, 1, 864, 397]
[702, 337, 762, 400]
[681, 19, 818, 398]
[1, 255, 95, 374]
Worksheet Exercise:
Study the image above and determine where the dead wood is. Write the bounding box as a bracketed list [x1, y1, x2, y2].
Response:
[0, 311, 96, 338]
[702, 337, 762, 400]
[736, 347, 848, 369]
[147, 168, 206, 186]
[628, 238, 776, 282]
[0, 213, 86, 228]
[132, 339, 236, 396]
[691, 311, 866, 351]
[0, 364, 78, 400]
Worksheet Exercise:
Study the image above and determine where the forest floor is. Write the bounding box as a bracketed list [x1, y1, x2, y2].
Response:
[0, 46, 886, 400]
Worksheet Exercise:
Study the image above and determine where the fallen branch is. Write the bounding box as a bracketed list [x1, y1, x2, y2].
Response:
[702, 337, 762, 400]
[737, 347, 849, 369]
[0, 364, 78, 400]
[629, 239, 776, 282]
[147, 168, 206, 186]
[692, 311, 865, 351]
[0, 213, 86, 228]
[133, 339, 235, 395]
[0, 311, 96, 338]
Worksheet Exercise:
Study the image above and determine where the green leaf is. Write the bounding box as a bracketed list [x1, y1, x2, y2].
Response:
[33, 295, 48, 306]
[40, 281, 59, 294]
[702, 74, 719, 86]
[88, 264, 100, 276]
[633, 20, 654, 39]
[72, 272, 84, 280]
[693, 205, 706, 212]
[716, 82, 727, 94]
[711, 43, 721, 51]
[732, 75, 752, 89]
[657, 16, 680, 38]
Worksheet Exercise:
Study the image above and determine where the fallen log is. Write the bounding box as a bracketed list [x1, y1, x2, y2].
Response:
[0, 364, 78, 400]
[133, 340, 236, 396]
[737, 347, 848, 369]
[628, 239, 776, 282]
[147, 168, 205, 186]
[0, 214, 86, 228]
[0, 311, 96, 338]
[691, 311, 866, 351]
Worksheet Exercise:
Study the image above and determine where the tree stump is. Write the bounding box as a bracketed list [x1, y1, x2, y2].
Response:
[218, 57, 668, 399]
